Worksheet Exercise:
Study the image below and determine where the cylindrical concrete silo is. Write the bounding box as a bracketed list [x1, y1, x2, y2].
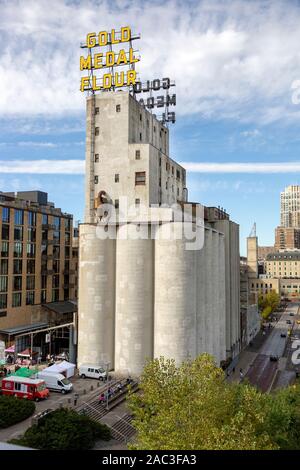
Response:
[115, 223, 154, 376]
[77, 224, 116, 368]
[203, 228, 214, 357]
[154, 222, 197, 364]
[196, 233, 206, 356]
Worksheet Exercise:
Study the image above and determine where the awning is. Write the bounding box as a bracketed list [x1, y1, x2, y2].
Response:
[17, 349, 38, 357]
[13, 367, 38, 378]
[43, 300, 77, 315]
[0, 322, 48, 336]
[4, 345, 15, 353]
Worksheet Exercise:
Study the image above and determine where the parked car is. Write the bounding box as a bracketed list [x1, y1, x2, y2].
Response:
[280, 333, 287, 338]
[79, 364, 107, 380]
[37, 372, 73, 394]
[270, 355, 279, 362]
[289, 312, 295, 316]
[286, 320, 292, 324]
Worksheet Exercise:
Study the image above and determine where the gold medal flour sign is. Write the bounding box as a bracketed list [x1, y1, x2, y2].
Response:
[80, 27, 140, 92]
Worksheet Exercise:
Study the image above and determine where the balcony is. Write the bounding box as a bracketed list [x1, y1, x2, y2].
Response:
[42, 223, 55, 230]
[63, 283, 75, 289]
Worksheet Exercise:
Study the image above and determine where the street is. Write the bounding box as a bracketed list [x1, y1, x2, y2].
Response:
[245, 303, 299, 392]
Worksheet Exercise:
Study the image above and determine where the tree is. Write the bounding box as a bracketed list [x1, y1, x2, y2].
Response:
[262, 305, 272, 320]
[127, 354, 276, 450]
[10, 408, 111, 450]
[0, 396, 35, 428]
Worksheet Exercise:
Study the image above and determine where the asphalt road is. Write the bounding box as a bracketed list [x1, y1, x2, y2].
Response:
[245, 303, 299, 392]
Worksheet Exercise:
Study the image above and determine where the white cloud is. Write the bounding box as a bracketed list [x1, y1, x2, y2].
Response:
[183, 162, 300, 173]
[17, 141, 57, 148]
[0, 0, 300, 123]
[0, 160, 84, 174]
[2, 159, 300, 175]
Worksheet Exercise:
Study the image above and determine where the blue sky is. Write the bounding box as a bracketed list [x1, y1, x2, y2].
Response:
[1, 0, 300, 255]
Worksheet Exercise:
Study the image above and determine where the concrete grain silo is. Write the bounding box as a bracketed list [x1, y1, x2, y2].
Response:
[154, 222, 197, 363]
[114, 224, 154, 375]
[77, 224, 116, 368]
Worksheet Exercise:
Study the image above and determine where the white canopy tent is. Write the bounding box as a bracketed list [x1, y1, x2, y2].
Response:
[42, 360, 76, 378]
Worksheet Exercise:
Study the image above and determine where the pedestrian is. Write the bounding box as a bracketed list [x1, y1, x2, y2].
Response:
[239, 368, 244, 380]
[232, 367, 235, 373]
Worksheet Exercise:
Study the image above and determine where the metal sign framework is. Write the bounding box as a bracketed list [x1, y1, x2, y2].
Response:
[79, 27, 176, 125]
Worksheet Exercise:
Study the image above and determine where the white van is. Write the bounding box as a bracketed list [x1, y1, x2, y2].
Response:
[37, 372, 73, 394]
[79, 364, 107, 380]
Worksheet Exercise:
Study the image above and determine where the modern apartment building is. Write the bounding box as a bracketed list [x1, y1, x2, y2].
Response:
[275, 226, 300, 250]
[280, 185, 300, 228]
[0, 191, 77, 333]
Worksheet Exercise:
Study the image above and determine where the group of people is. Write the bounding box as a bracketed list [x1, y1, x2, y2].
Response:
[98, 377, 133, 404]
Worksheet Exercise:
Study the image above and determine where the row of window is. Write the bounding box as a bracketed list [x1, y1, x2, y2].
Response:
[0, 288, 66, 309]
[1, 208, 71, 230]
[94, 171, 146, 186]
[1, 241, 71, 259]
[0, 275, 63, 292]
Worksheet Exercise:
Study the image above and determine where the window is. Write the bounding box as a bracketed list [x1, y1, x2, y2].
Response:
[115, 174, 119, 183]
[0, 311, 7, 317]
[139, 132, 142, 141]
[27, 228, 36, 242]
[95, 154, 99, 162]
[27, 243, 36, 258]
[2, 224, 9, 240]
[27, 260, 35, 274]
[1, 241, 9, 257]
[41, 290, 47, 303]
[26, 276, 35, 290]
[12, 293, 21, 307]
[13, 260, 22, 275]
[28, 211, 36, 226]
[2, 207, 9, 223]
[53, 260, 60, 273]
[26, 291, 35, 305]
[0, 294, 7, 309]
[135, 171, 146, 186]
[42, 213, 48, 225]
[115, 199, 119, 209]
[95, 107, 99, 114]
[13, 276, 22, 291]
[65, 232, 71, 245]
[53, 230, 60, 242]
[14, 209, 24, 225]
[140, 113, 142, 121]
[95, 127, 100, 136]
[52, 275, 60, 288]
[13, 242, 22, 258]
[176, 170, 181, 180]
[14, 226, 23, 241]
[41, 275, 47, 289]
[53, 217, 60, 230]
[116, 104, 121, 112]
[135, 150, 140, 160]
[135, 199, 140, 207]
[0, 260, 8, 275]
[0, 276, 7, 293]
[94, 175, 98, 184]
[52, 289, 59, 302]
[65, 247, 70, 259]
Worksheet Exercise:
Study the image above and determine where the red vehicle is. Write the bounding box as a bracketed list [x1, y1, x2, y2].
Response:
[1, 376, 49, 401]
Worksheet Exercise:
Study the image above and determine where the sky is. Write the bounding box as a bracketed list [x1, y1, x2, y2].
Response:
[1, 0, 300, 255]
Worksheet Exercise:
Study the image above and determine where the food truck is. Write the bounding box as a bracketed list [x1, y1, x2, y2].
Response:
[1, 376, 49, 401]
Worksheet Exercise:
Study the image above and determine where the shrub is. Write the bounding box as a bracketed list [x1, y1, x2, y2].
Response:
[11, 408, 111, 450]
[0, 395, 35, 428]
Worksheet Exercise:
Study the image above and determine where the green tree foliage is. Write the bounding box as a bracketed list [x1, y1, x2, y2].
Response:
[258, 290, 280, 315]
[0, 396, 35, 428]
[11, 408, 111, 450]
[127, 354, 300, 450]
[262, 305, 272, 320]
